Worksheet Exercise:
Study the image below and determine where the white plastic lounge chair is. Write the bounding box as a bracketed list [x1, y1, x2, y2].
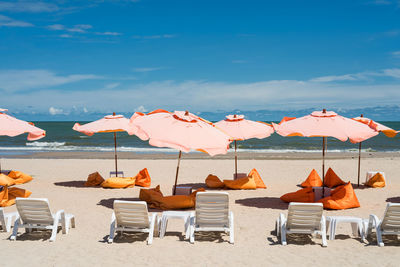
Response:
[108, 200, 158, 245]
[365, 202, 400, 247]
[189, 192, 234, 244]
[276, 202, 327, 247]
[10, 198, 75, 242]
[0, 208, 18, 232]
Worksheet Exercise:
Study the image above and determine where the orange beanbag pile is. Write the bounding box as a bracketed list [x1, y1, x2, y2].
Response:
[365, 173, 386, 188]
[134, 168, 151, 187]
[205, 174, 224, 188]
[0, 186, 32, 207]
[7, 170, 33, 185]
[0, 174, 16, 186]
[280, 187, 315, 203]
[223, 175, 257, 190]
[84, 172, 105, 186]
[139, 185, 205, 210]
[301, 169, 323, 187]
[324, 168, 346, 188]
[101, 176, 136, 188]
[248, 168, 267, 189]
[318, 182, 360, 210]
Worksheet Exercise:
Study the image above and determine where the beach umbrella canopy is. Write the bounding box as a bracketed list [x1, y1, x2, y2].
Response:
[215, 114, 274, 178]
[130, 109, 231, 194]
[352, 115, 398, 186]
[0, 108, 46, 172]
[273, 109, 379, 191]
[73, 113, 134, 176]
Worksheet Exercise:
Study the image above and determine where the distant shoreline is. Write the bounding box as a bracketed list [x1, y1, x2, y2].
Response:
[2, 151, 399, 160]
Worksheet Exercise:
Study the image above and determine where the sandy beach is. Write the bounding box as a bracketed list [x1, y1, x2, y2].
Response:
[1, 155, 400, 266]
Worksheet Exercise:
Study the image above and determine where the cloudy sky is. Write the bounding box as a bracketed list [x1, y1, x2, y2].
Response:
[1, 0, 400, 119]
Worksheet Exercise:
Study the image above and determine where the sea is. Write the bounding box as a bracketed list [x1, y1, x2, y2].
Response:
[0, 121, 399, 155]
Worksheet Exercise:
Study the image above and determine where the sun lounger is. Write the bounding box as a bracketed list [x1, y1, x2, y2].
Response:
[276, 202, 327, 246]
[0, 208, 18, 232]
[10, 198, 75, 242]
[365, 202, 400, 246]
[108, 200, 158, 245]
[189, 192, 234, 244]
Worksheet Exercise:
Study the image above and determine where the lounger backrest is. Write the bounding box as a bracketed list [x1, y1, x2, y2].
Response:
[15, 198, 54, 225]
[114, 200, 149, 228]
[0, 208, 6, 228]
[195, 192, 229, 228]
[381, 203, 400, 231]
[286, 202, 323, 231]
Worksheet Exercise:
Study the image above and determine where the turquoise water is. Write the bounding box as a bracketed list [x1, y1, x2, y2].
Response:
[0, 121, 399, 155]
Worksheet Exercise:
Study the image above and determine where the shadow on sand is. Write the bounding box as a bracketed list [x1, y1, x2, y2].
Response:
[54, 180, 88, 188]
[235, 197, 288, 210]
[386, 197, 400, 203]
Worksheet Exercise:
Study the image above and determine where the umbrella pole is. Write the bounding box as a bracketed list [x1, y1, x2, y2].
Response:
[358, 142, 362, 187]
[173, 151, 182, 195]
[235, 140, 238, 179]
[322, 137, 326, 198]
[114, 132, 118, 177]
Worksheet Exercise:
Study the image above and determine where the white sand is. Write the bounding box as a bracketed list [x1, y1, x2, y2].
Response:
[1, 157, 400, 266]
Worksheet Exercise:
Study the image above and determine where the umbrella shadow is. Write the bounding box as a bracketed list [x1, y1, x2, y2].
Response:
[97, 197, 142, 209]
[99, 233, 148, 244]
[54, 180, 88, 188]
[177, 183, 207, 190]
[235, 197, 288, 210]
[386, 197, 400, 203]
[351, 183, 369, 190]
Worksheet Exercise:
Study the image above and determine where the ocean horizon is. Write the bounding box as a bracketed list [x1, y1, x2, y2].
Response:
[1, 121, 399, 155]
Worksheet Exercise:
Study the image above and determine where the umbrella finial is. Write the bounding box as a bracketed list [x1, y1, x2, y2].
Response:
[184, 110, 189, 116]
[234, 114, 237, 118]
[360, 114, 364, 117]
[322, 109, 326, 113]
[113, 112, 116, 116]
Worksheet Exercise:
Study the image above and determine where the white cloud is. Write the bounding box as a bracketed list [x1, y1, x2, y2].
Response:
[0, 69, 102, 92]
[83, 107, 88, 113]
[232, 60, 247, 64]
[95, 31, 122, 36]
[0, 1, 59, 13]
[46, 24, 92, 34]
[383, 68, 400, 78]
[133, 67, 163, 72]
[135, 105, 147, 113]
[368, 0, 392, 4]
[392, 51, 400, 58]
[47, 24, 64, 30]
[310, 68, 400, 82]
[59, 34, 72, 38]
[49, 107, 64, 115]
[132, 34, 177, 39]
[0, 14, 33, 27]
[104, 83, 120, 89]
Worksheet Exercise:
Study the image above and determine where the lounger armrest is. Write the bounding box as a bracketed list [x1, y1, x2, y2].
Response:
[369, 214, 381, 231]
[54, 209, 65, 220]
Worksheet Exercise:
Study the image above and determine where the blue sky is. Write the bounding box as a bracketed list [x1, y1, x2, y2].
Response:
[1, 0, 400, 119]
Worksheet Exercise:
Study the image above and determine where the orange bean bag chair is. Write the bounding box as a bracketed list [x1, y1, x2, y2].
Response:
[0, 186, 32, 207]
[7, 170, 33, 185]
[101, 176, 136, 188]
[365, 172, 386, 188]
[84, 172, 105, 187]
[139, 185, 164, 203]
[223, 175, 257, 190]
[134, 168, 151, 187]
[280, 187, 315, 203]
[324, 168, 346, 188]
[301, 169, 323, 187]
[205, 174, 224, 188]
[248, 168, 267, 189]
[318, 182, 360, 210]
[0, 174, 16, 187]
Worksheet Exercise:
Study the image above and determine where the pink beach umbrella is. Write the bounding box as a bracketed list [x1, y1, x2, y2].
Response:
[273, 109, 379, 191]
[215, 114, 274, 178]
[352, 114, 398, 186]
[0, 108, 46, 172]
[130, 109, 231, 194]
[73, 113, 134, 176]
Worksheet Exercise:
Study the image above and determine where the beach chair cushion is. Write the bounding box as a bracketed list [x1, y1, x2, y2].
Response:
[84, 172, 105, 186]
[101, 176, 136, 188]
[365, 172, 386, 188]
[324, 168, 346, 188]
[0, 174, 16, 187]
[223, 176, 257, 190]
[205, 174, 224, 188]
[0, 186, 32, 207]
[139, 185, 164, 203]
[318, 182, 360, 210]
[280, 187, 315, 203]
[7, 171, 33, 185]
[248, 168, 267, 189]
[134, 168, 152, 187]
[301, 169, 323, 187]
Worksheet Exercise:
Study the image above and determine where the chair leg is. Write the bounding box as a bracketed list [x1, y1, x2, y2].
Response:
[10, 218, 20, 241]
[147, 214, 157, 245]
[281, 223, 287, 245]
[108, 220, 116, 244]
[6, 215, 13, 233]
[71, 216, 76, 228]
[229, 212, 234, 244]
[189, 216, 195, 244]
[275, 218, 280, 237]
[321, 217, 328, 247]
[376, 228, 384, 247]
[50, 218, 60, 242]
